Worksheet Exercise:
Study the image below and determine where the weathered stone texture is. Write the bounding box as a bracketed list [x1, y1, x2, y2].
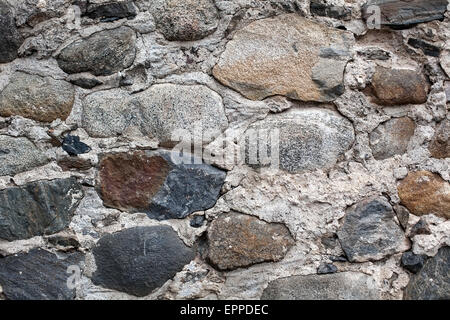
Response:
[149, 0, 219, 41]
[337, 197, 409, 262]
[57, 26, 136, 76]
[369, 117, 416, 160]
[362, 0, 448, 28]
[0, 248, 84, 300]
[92, 226, 195, 297]
[0, 1, 23, 63]
[213, 14, 354, 102]
[262, 272, 380, 300]
[0, 135, 49, 176]
[0, 72, 75, 122]
[429, 120, 450, 159]
[0, 178, 83, 241]
[404, 246, 450, 300]
[86, 1, 137, 21]
[370, 67, 430, 105]
[245, 108, 355, 173]
[398, 171, 450, 219]
[206, 212, 294, 270]
[98, 151, 226, 220]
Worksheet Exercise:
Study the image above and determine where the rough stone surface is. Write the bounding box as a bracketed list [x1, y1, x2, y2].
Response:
[0, 1, 23, 63]
[206, 212, 294, 270]
[401, 251, 427, 274]
[369, 67, 430, 105]
[337, 197, 409, 262]
[245, 108, 355, 173]
[98, 151, 226, 220]
[0, 248, 84, 300]
[62, 135, 91, 156]
[149, 0, 219, 41]
[404, 246, 450, 300]
[369, 117, 416, 160]
[310, 0, 351, 20]
[57, 26, 136, 76]
[0, 135, 49, 176]
[86, 1, 137, 21]
[398, 171, 450, 219]
[213, 14, 354, 102]
[262, 272, 380, 300]
[317, 263, 338, 274]
[0, 72, 75, 122]
[362, 0, 448, 28]
[92, 226, 195, 297]
[82, 84, 228, 143]
[429, 119, 449, 159]
[0, 178, 83, 241]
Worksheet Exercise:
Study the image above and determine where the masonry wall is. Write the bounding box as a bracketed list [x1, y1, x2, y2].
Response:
[0, 0, 449, 300]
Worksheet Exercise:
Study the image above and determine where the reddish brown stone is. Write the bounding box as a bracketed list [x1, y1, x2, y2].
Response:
[398, 171, 450, 219]
[206, 212, 295, 270]
[370, 67, 430, 105]
[98, 152, 170, 211]
[429, 120, 450, 159]
[58, 157, 92, 171]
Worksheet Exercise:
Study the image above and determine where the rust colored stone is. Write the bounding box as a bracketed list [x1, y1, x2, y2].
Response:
[57, 157, 92, 171]
[429, 119, 450, 159]
[98, 152, 170, 211]
[398, 171, 450, 219]
[370, 67, 430, 105]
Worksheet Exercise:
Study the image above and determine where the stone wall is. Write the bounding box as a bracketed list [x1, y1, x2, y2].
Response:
[0, 0, 449, 300]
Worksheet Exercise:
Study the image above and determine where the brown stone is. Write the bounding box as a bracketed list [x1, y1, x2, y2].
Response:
[370, 67, 430, 105]
[98, 152, 170, 211]
[398, 171, 450, 219]
[206, 212, 295, 270]
[57, 157, 92, 171]
[429, 119, 450, 159]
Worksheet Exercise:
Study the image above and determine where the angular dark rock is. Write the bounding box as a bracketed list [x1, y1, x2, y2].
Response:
[310, 0, 351, 20]
[401, 251, 427, 274]
[62, 135, 91, 156]
[68, 76, 103, 89]
[357, 47, 391, 60]
[86, 1, 137, 21]
[362, 0, 448, 28]
[0, 178, 83, 241]
[92, 226, 195, 296]
[337, 197, 409, 262]
[0, 72, 75, 122]
[409, 219, 432, 237]
[0, 248, 84, 300]
[98, 151, 226, 220]
[317, 263, 338, 274]
[206, 212, 294, 270]
[262, 272, 380, 300]
[57, 26, 136, 76]
[404, 246, 450, 300]
[190, 215, 205, 228]
[0, 1, 23, 63]
[407, 38, 441, 57]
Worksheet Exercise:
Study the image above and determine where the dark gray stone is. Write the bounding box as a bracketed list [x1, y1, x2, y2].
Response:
[317, 263, 338, 274]
[362, 0, 448, 28]
[401, 251, 427, 274]
[62, 135, 91, 156]
[337, 197, 409, 262]
[190, 215, 205, 228]
[86, 1, 137, 21]
[0, 248, 84, 300]
[0, 1, 23, 63]
[92, 226, 195, 297]
[404, 246, 450, 300]
[0, 178, 84, 241]
[410, 219, 431, 237]
[357, 47, 391, 60]
[407, 38, 441, 57]
[310, 0, 351, 20]
[57, 26, 136, 76]
[262, 272, 380, 300]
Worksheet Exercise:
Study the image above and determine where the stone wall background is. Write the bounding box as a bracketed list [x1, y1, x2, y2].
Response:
[0, 0, 449, 300]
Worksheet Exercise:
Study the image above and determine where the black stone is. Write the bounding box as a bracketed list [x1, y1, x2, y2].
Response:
[401, 251, 427, 274]
[310, 0, 351, 20]
[0, 1, 23, 63]
[0, 178, 83, 241]
[62, 135, 91, 156]
[69, 77, 103, 89]
[145, 151, 226, 221]
[190, 215, 205, 228]
[404, 246, 450, 300]
[85, 1, 137, 21]
[0, 248, 84, 300]
[92, 226, 195, 297]
[317, 263, 338, 274]
[407, 38, 441, 57]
